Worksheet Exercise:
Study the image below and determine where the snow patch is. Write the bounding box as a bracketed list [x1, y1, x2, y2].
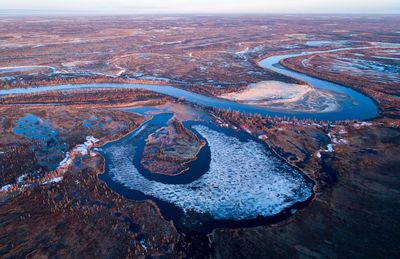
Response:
[43, 176, 63, 185]
[325, 144, 334, 152]
[17, 174, 26, 183]
[353, 122, 373, 128]
[72, 136, 99, 155]
[220, 81, 340, 113]
[0, 184, 12, 192]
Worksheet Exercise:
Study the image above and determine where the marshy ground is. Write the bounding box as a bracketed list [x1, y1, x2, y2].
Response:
[0, 15, 399, 258]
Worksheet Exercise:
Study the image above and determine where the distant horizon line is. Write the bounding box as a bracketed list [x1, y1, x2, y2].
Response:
[0, 9, 399, 16]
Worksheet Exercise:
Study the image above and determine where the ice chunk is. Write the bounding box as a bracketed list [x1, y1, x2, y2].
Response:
[106, 125, 313, 220]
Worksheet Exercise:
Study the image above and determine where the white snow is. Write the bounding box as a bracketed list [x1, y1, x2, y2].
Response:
[59, 152, 72, 167]
[353, 122, 373, 128]
[221, 81, 311, 103]
[140, 240, 148, 250]
[116, 69, 126, 76]
[17, 174, 26, 183]
[258, 135, 268, 140]
[50, 177, 63, 183]
[106, 125, 313, 220]
[235, 45, 264, 60]
[73, 144, 88, 155]
[325, 144, 334, 152]
[0, 184, 12, 192]
[43, 176, 63, 185]
[219, 81, 339, 113]
[0, 136, 98, 193]
[61, 60, 94, 67]
[72, 136, 99, 155]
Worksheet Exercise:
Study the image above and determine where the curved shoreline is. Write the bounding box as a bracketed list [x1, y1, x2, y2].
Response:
[258, 47, 380, 120]
[0, 47, 382, 121]
[278, 55, 385, 118]
[140, 118, 208, 177]
[97, 116, 315, 233]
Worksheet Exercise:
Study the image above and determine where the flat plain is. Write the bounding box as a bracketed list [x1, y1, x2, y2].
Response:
[0, 15, 399, 258]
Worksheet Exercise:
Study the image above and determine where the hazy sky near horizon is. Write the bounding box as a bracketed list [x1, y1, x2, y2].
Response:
[1, 0, 399, 14]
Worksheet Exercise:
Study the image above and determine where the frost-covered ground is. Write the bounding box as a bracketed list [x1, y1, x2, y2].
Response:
[0, 136, 99, 193]
[220, 81, 311, 103]
[235, 45, 265, 60]
[105, 125, 313, 220]
[330, 56, 400, 82]
[305, 40, 350, 47]
[220, 81, 340, 113]
[0, 65, 55, 74]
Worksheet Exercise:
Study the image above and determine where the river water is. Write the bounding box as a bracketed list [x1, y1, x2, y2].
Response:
[1, 48, 380, 232]
[98, 110, 314, 233]
[0, 47, 379, 121]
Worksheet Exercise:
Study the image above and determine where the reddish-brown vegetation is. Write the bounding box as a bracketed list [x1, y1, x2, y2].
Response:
[141, 119, 206, 175]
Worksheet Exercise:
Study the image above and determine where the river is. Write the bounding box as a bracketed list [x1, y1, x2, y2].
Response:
[1, 47, 380, 232]
[0, 47, 379, 121]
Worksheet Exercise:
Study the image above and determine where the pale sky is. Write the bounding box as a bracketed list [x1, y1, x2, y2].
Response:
[1, 0, 399, 14]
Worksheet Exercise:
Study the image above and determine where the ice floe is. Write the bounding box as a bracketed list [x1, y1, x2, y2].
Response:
[105, 125, 313, 220]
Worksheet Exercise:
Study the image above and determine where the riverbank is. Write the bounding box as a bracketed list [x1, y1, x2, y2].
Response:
[280, 47, 400, 119]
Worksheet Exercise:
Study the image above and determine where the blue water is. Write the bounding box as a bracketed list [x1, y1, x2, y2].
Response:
[0, 48, 379, 121]
[4, 49, 381, 232]
[99, 113, 211, 184]
[13, 113, 66, 170]
[83, 115, 105, 129]
[259, 50, 379, 121]
[98, 112, 314, 233]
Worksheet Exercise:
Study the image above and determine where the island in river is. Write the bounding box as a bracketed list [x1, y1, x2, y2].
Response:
[0, 14, 399, 259]
[141, 118, 206, 176]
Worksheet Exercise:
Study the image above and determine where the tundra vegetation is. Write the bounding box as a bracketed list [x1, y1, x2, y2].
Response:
[0, 15, 399, 258]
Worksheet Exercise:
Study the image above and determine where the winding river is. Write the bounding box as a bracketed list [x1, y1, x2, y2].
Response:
[98, 110, 314, 233]
[1, 48, 381, 232]
[0, 47, 379, 121]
